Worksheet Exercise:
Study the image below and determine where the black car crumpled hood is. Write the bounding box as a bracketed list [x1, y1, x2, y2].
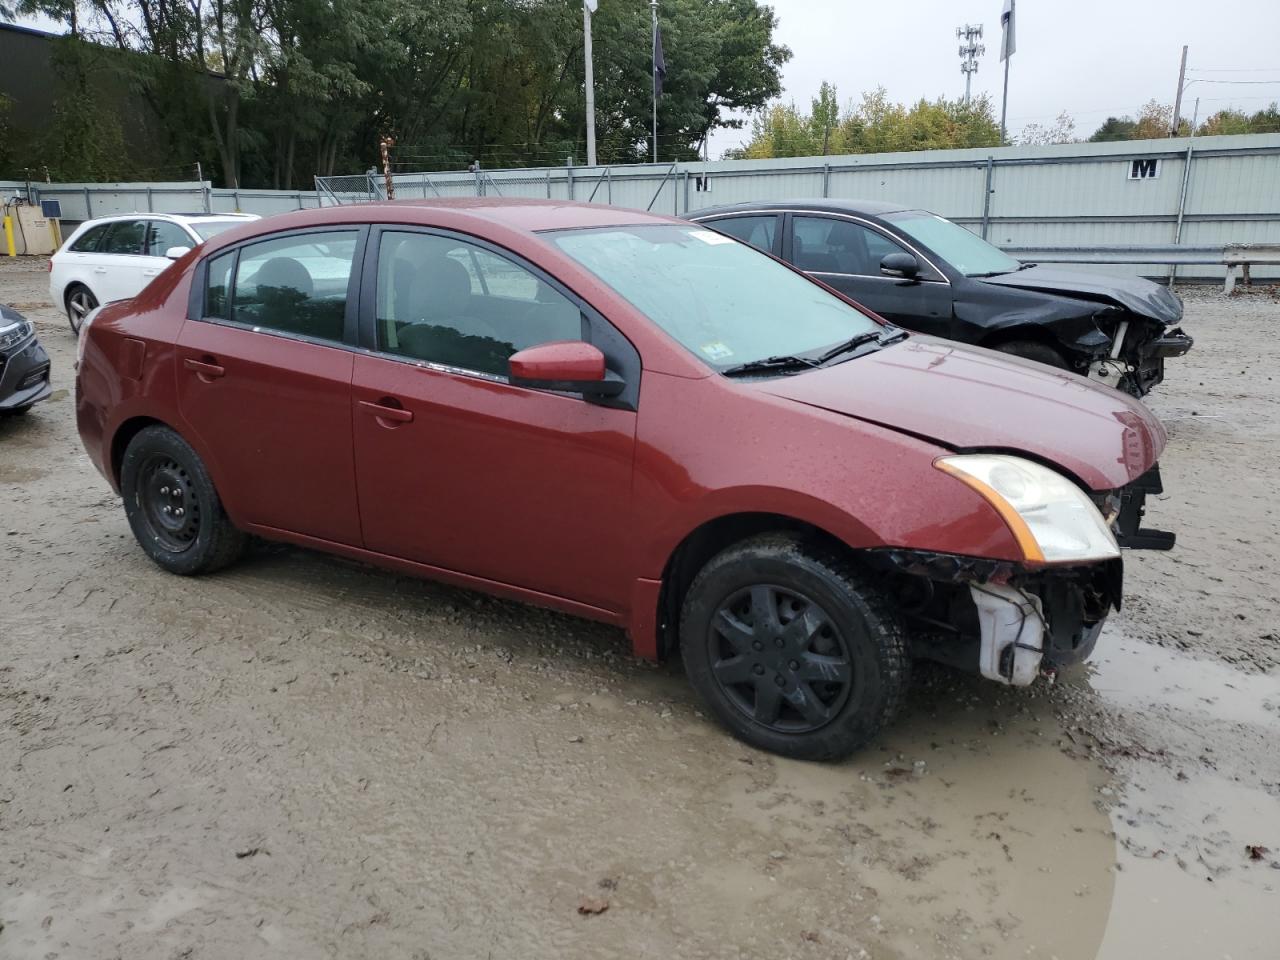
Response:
[979, 265, 1184, 325]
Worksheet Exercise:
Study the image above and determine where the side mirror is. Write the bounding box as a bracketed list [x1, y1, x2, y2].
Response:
[509, 341, 625, 398]
[164, 245, 193, 260]
[880, 252, 920, 279]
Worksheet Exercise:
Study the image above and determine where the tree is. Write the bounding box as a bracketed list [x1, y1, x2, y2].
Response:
[1018, 110, 1077, 146]
[734, 84, 1001, 159]
[1088, 116, 1137, 142]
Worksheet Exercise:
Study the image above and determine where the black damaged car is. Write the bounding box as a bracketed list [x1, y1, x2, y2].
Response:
[691, 200, 1193, 396]
[0, 304, 52, 416]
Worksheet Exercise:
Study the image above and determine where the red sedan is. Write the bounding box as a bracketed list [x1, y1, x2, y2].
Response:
[76, 199, 1169, 760]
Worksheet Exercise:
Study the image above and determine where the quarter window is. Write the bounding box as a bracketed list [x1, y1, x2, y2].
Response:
[705, 215, 778, 254]
[69, 223, 110, 253]
[375, 232, 584, 377]
[229, 231, 357, 342]
[100, 220, 148, 256]
[145, 221, 193, 256]
[792, 216, 910, 276]
[205, 251, 235, 320]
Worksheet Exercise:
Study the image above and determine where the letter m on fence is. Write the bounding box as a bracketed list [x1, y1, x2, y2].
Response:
[1128, 158, 1161, 180]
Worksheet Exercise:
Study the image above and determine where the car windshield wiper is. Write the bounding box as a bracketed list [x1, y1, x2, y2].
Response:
[816, 331, 889, 365]
[721, 354, 820, 378]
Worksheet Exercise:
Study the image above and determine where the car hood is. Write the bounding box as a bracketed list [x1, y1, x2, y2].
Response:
[979, 265, 1184, 324]
[755, 337, 1166, 491]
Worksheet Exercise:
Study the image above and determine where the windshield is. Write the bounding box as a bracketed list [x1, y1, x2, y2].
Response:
[190, 220, 250, 241]
[547, 224, 882, 372]
[883, 210, 1021, 277]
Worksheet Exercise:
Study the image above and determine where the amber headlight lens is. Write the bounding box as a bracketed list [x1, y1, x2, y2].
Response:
[936, 454, 1119, 564]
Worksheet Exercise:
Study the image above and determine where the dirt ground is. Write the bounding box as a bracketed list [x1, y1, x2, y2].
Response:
[1, 255, 1278, 960]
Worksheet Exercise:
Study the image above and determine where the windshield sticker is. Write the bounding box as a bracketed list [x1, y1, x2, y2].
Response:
[690, 230, 735, 245]
[700, 341, 734, 361]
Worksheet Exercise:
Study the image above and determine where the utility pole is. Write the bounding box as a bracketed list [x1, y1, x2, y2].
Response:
[999, 0, 1016, 142]
[584, 1, 597, 166]
[1170, 44, 1188, 137]
[651, 0, 660, 164]
[379, 136, 395, 200]
[957, 24, 985, 105]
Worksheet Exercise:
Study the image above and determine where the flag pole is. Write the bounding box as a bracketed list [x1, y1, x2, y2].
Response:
[1000, 55, 1010, 142]
[651, 0, 659, 163]
[584, 2, 597, 167]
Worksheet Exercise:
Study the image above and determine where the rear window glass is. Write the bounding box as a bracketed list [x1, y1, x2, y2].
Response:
[69, 223, 111, 253]
[205, 251, 235, 319]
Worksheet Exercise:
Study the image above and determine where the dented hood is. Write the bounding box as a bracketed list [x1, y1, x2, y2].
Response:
[757, 337, 1166, 491]
[979, 265, 1184, 324]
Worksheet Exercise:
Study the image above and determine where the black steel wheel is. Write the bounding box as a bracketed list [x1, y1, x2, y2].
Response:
[65, 284, 98, 335]
[681, 534, 908, 761]
[120, 425, 245, 575]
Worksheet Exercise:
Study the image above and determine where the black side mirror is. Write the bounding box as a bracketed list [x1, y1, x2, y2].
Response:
[880, 252, 920, 279]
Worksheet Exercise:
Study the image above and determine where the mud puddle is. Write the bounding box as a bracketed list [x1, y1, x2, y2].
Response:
[1076, 632, 1280, 959]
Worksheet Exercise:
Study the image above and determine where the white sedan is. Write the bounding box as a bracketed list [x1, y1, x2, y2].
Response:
[50, 212, 259, 333]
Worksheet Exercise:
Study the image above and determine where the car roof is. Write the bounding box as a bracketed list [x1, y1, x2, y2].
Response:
[691, 199, 914, 218]
[199, 198, 679, 250]
[78, 212, 259, 226]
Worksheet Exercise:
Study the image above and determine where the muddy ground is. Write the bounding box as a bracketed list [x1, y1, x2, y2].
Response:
[1, 255, 1277, 959]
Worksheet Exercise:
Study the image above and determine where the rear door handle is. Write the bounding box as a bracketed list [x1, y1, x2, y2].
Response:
[359, 399, 414, 425]
[183, 357, 226, 381]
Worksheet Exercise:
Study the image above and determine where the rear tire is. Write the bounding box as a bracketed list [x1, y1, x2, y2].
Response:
[993, 339, 1068, 370]
[120, 425, 245, 575]
[680, 533, 909, 762]
[65, 284, 98, 336]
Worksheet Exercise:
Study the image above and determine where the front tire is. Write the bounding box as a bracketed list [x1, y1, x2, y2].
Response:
[65, 284, 98, 335]
[680, 534, 909, 761]
[120, 425, 245, 575]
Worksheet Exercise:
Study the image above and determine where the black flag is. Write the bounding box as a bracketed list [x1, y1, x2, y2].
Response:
[654, 22, 667, 99]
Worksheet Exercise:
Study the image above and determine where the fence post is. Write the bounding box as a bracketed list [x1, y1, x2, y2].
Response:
[823, 163, 831, 198]
[474, 162, 483, 197]
[980, 156, 995, 239]
[146, 186, 153, 212]
[682, 169, 690, 215]
[1169, 139, 1197, 285]
[84, 187, 92, 219]
[567, 162, 575, 201]
[607, 167, 612, 204]
[546, 169, 552, 199]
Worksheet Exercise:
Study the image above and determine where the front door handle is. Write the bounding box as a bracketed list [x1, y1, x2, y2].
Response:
[183, 357, 226, 381]
[359, 399, 414, 425]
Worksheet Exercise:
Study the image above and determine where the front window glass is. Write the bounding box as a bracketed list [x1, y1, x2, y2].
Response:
[100, 220, 147, 256]
[792, 216, 909, 275]
[548, 224, 881, 372]
[230, 231, 357, 342]
[145, 221, 192, 256]
[883, 210, 1020, 277]
[191, 220, 251, 241]
[376, 231, 583, 377]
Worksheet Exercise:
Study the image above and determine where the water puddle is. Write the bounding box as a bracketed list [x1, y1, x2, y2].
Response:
[1080, 630, 1280, 959]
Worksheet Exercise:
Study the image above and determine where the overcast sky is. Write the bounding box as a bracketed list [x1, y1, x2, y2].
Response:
[709, 0, 1280, 155]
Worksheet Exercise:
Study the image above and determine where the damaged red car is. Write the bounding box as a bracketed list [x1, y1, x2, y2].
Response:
[76, 199, 1173, 760]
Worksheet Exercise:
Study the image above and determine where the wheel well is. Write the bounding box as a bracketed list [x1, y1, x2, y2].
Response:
[110, 416, 167, 486]
[655, 513, 851, 660]
[980, 326, 1065, 353]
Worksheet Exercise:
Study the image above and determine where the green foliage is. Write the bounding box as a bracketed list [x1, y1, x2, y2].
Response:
[13, 0, 789, 186]
[39, 38, 130, 181]
[735, 84, 1001, 159]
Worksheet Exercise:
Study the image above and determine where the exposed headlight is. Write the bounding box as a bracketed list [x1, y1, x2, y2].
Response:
[0, 318, 33, 351]
[936, 454, 1119, 565]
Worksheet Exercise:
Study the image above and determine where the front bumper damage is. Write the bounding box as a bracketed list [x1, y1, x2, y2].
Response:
[872, 550, 1121, 687]
[1082, 315, 1194, 396]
